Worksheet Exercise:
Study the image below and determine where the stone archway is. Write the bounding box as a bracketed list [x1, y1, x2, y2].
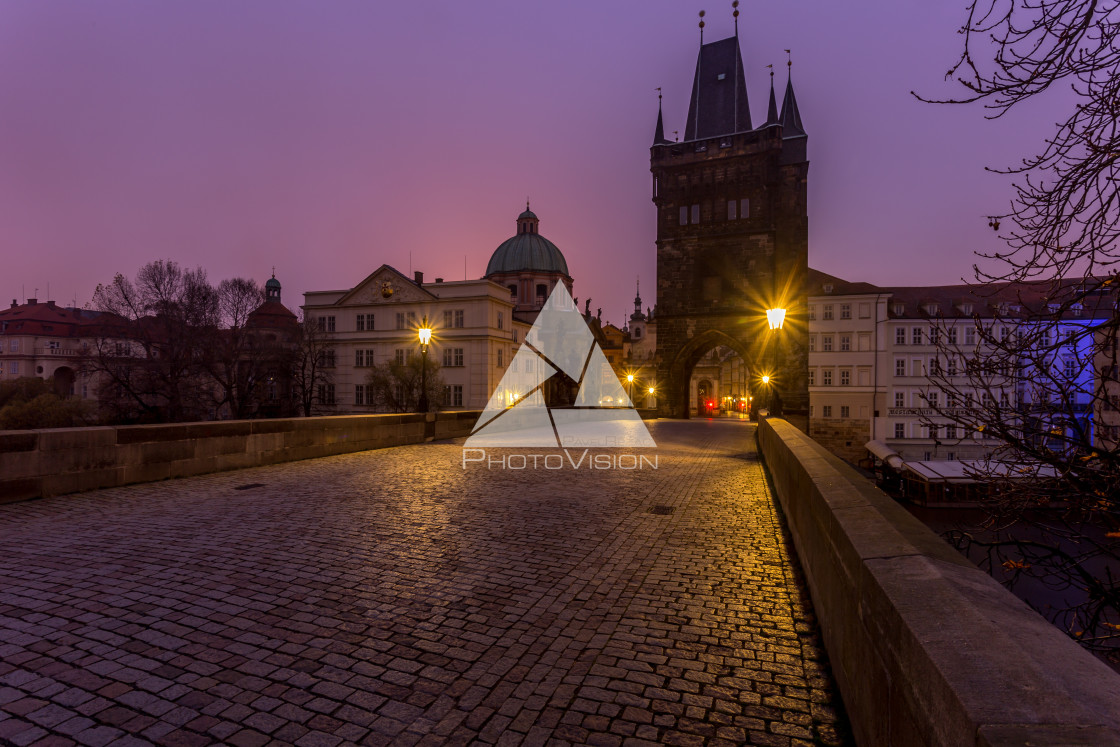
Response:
[51, 366, 75, 398]
[665, 329, 754, 420]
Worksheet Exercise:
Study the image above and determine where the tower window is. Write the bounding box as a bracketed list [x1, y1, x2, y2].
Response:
[508, 284, 517, 297]
[691, 204, 699, 224]
[536, 284, 547, 303]
[740, 199, 749, 219]
[680, 206, 688, 226]
[727, 200, 736, 220]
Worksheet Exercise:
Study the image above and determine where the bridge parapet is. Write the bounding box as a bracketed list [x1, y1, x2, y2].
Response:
[758, 417, 1120, 747]
[0, 411, 481, 504]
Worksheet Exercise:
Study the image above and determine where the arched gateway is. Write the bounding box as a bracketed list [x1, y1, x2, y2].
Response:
[652, 24, 809, 428]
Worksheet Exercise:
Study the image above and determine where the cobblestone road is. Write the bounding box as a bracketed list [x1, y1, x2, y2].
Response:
[0, 420, 849, 747]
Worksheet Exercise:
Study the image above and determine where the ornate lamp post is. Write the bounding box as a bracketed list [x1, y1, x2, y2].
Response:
[626, 373, 635, 404]
[417, 317, 432, 413]
[764, 306, 787, 416]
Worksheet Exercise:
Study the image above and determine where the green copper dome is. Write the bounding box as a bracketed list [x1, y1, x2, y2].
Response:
[265, 276, 281, 289]
[486, 206, 569, 277]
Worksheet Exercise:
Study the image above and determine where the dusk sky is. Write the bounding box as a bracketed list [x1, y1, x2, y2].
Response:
[0, 1, 1066, 325]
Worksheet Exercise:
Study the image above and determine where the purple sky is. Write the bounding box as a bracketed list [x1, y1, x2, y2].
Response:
[0, 1, 1064, 325]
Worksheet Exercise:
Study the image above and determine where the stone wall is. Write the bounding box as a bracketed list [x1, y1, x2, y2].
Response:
[808, 417, 870, 464]
[0, 411, 481, 504]
[758, 417, 1120, 747]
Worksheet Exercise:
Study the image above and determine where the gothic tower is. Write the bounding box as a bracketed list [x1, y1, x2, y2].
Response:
[652, 19, 808, 425]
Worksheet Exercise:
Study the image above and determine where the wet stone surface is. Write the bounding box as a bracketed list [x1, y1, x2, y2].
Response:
[0, 419, 849, 746]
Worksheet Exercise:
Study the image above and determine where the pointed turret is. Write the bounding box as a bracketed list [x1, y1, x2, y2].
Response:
[683, 35, 752, 141]
[779, 68, 805, 138]
[764, 71, 779, 127]
[653, 93, 670, 145]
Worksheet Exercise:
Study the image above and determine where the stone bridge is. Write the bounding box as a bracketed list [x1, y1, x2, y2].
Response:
[1, 417, 1118, 746]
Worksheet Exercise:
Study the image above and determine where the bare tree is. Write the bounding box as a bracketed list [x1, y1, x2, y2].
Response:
[916, 0, 1120, 658]
[365, 355, 444, 413]
[205, 278, 290, 419]
[84, 260, 218, 423]
[289, 312, 335, 417]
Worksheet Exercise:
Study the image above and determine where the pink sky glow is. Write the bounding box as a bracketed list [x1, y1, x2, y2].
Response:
[0, 1, 1068, 325]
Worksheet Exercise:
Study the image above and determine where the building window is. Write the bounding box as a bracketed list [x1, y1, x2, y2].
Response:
[396, 312, 406, 330]
[497, 312, 504, 330]
[10, 362, 17, 375]
[823, 305, 834, 320]
[1064, 358, 1076, 378]
[895, 359, 906, 377]
[452, 385, 463, 407]
[808, 336, 815, 352]
[930, 358, 941, 375]
[822, 405, 833, 418]
[840, 304, 851, 320]
[355, 349, 372, 367]
[893, 303, 905, 316]
[896, 327, 906, 345]
[808, 369, 815, 386]
[356, 314, 369, 331]
[444, 309, 465, 329]
[822, 369, 833, 386]
[895, 423, 906, 439]
[739, 198, 749, 218]
[895, 391, 904, 407]
[508, 284, 517, 297]
[395, 349, 406, 366]
[633, 327, 641, 339]
[443, 348, 464, 367]
[536, 284, 547, 304]
[318, 383, 335, 405]
[691, 204, 699, 224]
[947, 327, 957, 345]
[808, 306, 816, 320]
[947, 358, 957, 376]
[822, 335, 833, 352]
[965, 327, 976, 345]
[946, 424, 957, 439]
[912, 327, 922, 345]
[317, 316, 336, 332]
[929, 326, 940, 345]
[840, 335, 851, 352]
[497, 349, 504, 368]
[840, 370, 850, 386]
[679, 206, 688, 225]
[355, 384, 366, 405]
[840, 405, 850, 418]
[727, 200, 737, 220]
[320, 349, 335, 368]
[927, 391, 939, 407]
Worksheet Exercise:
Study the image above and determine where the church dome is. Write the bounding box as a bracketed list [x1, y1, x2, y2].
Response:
[486, 205, 569, 277]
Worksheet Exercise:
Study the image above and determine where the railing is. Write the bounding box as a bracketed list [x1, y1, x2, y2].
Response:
[33, 347, 79, 357]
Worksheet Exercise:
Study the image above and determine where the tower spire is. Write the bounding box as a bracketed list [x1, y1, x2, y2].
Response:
[653, 88, 670, 145]
[733, 0, 739, 35]
[764, 65, 779, 126]
[698, 9, 705, 45]
[779, 51, 805, 137]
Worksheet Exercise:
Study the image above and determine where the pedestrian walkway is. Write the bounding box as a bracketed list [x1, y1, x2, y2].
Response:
[0, 419, 849, 746]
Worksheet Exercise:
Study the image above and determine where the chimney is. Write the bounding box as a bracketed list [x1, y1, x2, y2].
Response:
[10, 299, 16, 308]
[47, 300, 55, 308]
[414, 271, 424, 285]
[435, 277, 444, 283]
[27, 298, 37, 305]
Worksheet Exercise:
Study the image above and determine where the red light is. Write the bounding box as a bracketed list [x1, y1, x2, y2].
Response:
[707, 401, 714, 407]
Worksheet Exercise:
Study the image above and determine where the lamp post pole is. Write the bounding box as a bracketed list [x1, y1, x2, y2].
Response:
[626, 373, 634, 404]
[418, 318, 432, 413]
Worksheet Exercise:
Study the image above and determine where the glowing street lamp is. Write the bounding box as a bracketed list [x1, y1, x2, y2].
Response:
[417, 317, 432, 413]
[766, 307, 786, 330]
[626, 373, 635, 403]
[761, 374, 770, 385]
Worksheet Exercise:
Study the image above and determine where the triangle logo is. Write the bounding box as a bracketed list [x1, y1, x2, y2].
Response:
[465, 283, 656, 448]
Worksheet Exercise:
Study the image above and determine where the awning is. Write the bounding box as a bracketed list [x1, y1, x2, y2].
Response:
[865, 440, 904, 470]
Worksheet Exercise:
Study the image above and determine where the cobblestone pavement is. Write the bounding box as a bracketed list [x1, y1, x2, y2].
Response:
[0, 419, 850, 747]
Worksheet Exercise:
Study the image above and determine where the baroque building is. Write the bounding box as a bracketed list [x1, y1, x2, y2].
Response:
[302, 206, 572, 413]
